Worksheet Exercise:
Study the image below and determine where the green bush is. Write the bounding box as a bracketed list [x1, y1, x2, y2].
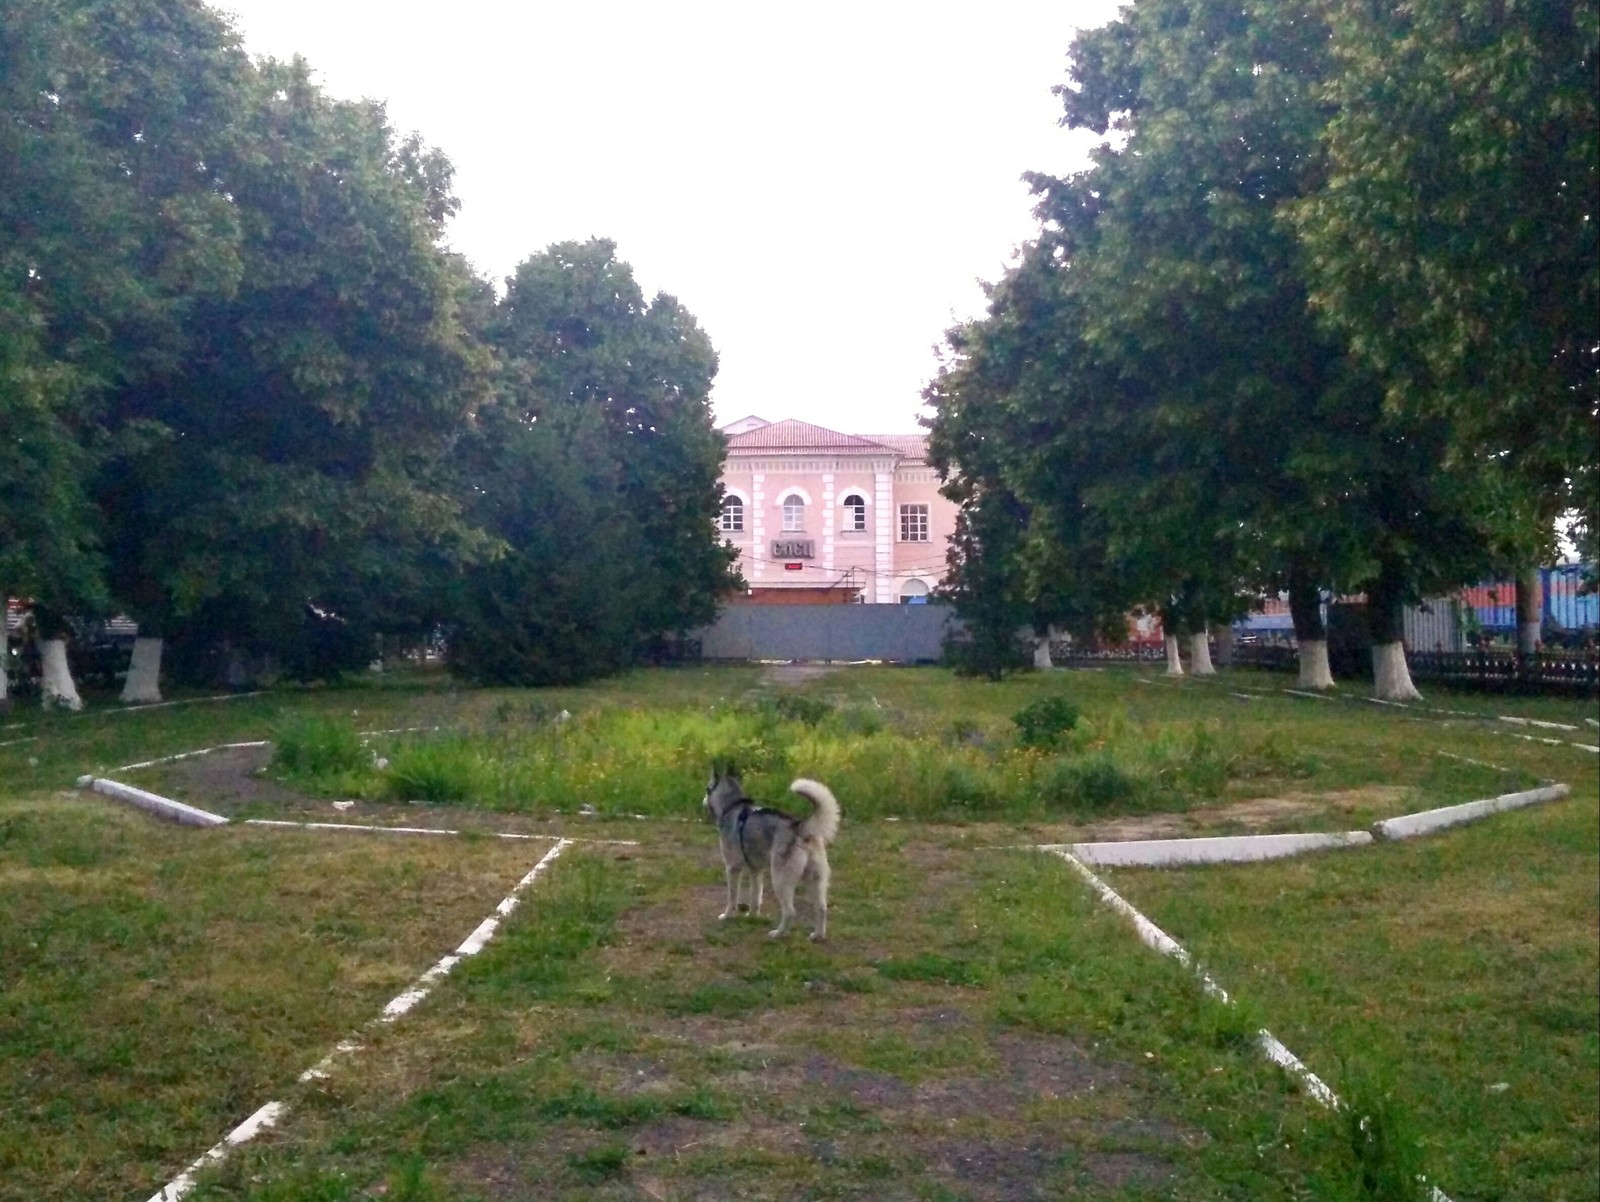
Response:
[271, 713, 368, 779]
[1037, 752, 1143, 812]
[384, 736, 488, 803]
[1012, 695, 1081, 749]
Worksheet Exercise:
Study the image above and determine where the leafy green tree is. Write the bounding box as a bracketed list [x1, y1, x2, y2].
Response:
[93, 53, 491, 694]
[1293, 0, 1599, 557]
[0, 0, 254, 703]
[449, 239, 735, 684]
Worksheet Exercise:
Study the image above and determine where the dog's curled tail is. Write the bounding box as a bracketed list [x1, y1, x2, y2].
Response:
[790, 779, 840, 845]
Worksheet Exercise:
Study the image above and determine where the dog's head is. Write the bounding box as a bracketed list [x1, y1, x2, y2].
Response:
[703, 764, 745, 823]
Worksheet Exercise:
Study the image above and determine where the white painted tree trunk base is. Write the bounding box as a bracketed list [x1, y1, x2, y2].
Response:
[40, 639, 84, 711]
[0, 634, 9, 704]
[1188, 630, 1216, 675]
[1164, 634, 1185, 676]
[1372, 641, 1422, 702]
[121, 637, 164, 704]
[1518, 621, 1541, 656]
[1296, 639, 1334, 690]
[1033, 636, 1053, 670]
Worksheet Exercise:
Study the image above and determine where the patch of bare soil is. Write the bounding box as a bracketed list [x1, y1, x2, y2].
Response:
[759, 663, 840, 687]
[150, 744, 572, 836]
[1077, 785, 1412, 841]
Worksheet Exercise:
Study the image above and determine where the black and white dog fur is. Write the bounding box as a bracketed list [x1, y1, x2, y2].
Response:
[703, 768, 840, 941]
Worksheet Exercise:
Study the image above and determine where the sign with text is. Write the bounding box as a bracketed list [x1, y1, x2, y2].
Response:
[771, 539, 815, 559]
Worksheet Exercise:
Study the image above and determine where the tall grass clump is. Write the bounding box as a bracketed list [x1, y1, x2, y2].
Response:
[384, 735, 491, 803]
[270, 713, 370, 782]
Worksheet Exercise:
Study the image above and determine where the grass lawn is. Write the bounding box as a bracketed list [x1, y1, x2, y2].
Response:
[0, 663, 1594, 1201]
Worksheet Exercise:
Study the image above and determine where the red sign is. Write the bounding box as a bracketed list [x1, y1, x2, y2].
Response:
[784, 562, 803, 571]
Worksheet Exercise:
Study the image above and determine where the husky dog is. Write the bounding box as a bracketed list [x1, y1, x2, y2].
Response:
[703, 768, 840, 941]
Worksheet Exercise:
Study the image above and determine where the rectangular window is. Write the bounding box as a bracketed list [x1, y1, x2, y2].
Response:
[899, 504, 929, 542]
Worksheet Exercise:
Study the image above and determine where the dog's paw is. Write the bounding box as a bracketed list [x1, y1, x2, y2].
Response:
[809, 932, 827, 943]
[767, 928, 786, 939]
[718, 911, 735, 921]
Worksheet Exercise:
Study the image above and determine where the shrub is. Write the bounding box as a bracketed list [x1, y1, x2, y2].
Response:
[271, 714, 368, 779]
[1038, 752, 1143, 812]
[1013, 695, 1081, 749]
[384, 736, 488, 803]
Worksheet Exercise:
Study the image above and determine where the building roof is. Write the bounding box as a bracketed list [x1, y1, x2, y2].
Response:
[723, 419, 929, 462]
[859, 434, 929, 464]
[725, 418, 889, 453]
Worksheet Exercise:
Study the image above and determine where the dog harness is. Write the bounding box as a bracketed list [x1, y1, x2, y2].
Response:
[734, 802, 769, 868]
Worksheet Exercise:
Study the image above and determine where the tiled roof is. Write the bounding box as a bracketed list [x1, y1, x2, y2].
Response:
[859, 434, 928, 464]
[725, 419, 891, 453]
[723, 420, 931, 462]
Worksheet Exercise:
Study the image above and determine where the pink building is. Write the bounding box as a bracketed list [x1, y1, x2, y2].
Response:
[718, 417, 956, 604]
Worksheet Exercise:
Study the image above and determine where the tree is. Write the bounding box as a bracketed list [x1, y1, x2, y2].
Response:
[93, 53, 491, 697]
[1049, 0, 1502, 698]
[449, 239, 736, 684]
[1293, 0, 1599, 562]
[0, 0, 256, 705]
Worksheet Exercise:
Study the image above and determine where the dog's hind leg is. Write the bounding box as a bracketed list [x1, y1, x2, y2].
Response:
[809, 847, 830, 942]
[752, 870, 766, 916]
[768, 849, 807, 938]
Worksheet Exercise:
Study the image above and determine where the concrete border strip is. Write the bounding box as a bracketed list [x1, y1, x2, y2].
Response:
[1282, 688, 1337, 701]
[1055, 830, 1372, 868]
[148, 838, 572, 1202]
[1039, 846, 1452, 1202]
[0, 736, 37, 749]
[88, 778, 229, 827]
[243, 819, 638, 846]
[111, 740, 270, 774]
[1498, 716, 1580, 732]
[1434, 750, 1519, 774]
[1371, 784, 1570, 841]
[1488, 729, 1598, 753]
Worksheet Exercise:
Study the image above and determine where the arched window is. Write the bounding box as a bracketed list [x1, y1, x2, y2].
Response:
[782, 495, 806, 532]
[719, 495, 744, 532]
[899, 578, 930, 605]
[841, 492, 867, 532]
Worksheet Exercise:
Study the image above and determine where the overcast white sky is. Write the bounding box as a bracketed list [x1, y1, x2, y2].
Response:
[218, 0, 1121, 434]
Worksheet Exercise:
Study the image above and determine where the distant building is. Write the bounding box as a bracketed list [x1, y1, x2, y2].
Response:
[717, 416, 956, 604]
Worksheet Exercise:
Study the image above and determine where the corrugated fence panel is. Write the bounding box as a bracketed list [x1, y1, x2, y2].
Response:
[695, 603, 959, 663]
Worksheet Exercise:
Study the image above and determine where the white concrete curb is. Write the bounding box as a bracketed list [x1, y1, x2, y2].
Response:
[243, 819, 639, 846]
[110, 740, 270, 774]
[1371, 784, 1571, 841]
[148, 838, 572, 1201]
[88, 778, 229, 827]
[1054, 830, 1373, 868]
[1041, 846, 1453, 1202]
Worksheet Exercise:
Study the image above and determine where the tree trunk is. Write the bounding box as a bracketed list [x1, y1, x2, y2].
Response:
[1288, 563, 1334, 689]
[1212, 623, 1235, 668]
[1188, 627, 1216, 675]
[1032, 630, 1053, 669]
[1297, 639, 1334, 690]
[1515, 564, 1542, 656]
[1372, 641, 1421, 702]
[121, 636, 164, 704]
[0, 626, 9, 709]
[40, 639, 84, 711]
[1164, 633, 1185, 676]
[1367, 562, 1421, 701]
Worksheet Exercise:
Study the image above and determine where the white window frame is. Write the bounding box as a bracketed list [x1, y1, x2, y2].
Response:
[719, 495, 744, 532]
[899, 503, 929, 542]
[775, 486, 811, 534]
[840, 491, 868, 532]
